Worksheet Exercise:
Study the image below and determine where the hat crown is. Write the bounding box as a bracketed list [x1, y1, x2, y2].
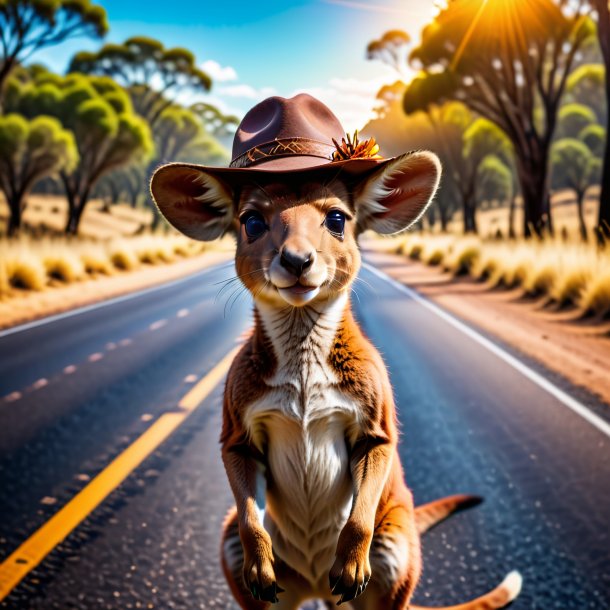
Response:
[232, 94, 345, 163]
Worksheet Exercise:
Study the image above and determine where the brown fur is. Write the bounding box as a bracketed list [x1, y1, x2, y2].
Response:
[151, 152, 521, 609]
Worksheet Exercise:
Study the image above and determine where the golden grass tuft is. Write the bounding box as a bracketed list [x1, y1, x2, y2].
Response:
[395, 233, 610, 317]
[579, 267, 610, 318]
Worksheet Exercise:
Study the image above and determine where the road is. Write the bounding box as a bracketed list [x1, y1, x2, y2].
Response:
[0, 259, 608, 609]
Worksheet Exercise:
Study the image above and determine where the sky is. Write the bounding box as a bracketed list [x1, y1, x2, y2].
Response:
[38, 0, 437, 134]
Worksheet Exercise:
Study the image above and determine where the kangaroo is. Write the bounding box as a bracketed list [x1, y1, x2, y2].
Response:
[151, 94, 521, 610]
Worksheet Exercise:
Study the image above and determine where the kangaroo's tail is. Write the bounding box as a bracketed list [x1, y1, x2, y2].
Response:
[414, 494, 483, 535]
[410, 570, 522, 609]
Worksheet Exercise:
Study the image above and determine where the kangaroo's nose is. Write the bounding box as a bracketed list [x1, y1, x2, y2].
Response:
[280, 248, 313, 277]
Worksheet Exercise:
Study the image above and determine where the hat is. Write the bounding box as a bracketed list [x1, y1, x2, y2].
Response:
[150, 94, 442, 241]
[153, 93, 394, 183]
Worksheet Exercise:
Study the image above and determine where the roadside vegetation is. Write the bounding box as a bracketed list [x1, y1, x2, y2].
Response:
[0, 233, 222, 301]
[394, 233, 610, 319]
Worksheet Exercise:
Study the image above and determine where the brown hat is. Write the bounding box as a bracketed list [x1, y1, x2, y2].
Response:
[151, 94, 441, 241]
[153, 93, 393, 182]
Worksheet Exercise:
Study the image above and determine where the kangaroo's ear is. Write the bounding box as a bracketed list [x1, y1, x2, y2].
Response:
[354, 151, 441, 235]
[150, 164, 235, 241]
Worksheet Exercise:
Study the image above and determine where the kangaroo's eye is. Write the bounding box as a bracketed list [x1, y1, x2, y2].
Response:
[241, 211, 267, 240]
[325, 210, 346, 237]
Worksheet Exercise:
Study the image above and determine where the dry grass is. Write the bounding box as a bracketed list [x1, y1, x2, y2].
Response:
[0, 194, 152, 239]
[395, 233, 610, 319]
[0, 234, 231, 301]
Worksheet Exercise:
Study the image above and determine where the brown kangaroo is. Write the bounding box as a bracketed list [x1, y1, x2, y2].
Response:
[151, 94, 521, 610]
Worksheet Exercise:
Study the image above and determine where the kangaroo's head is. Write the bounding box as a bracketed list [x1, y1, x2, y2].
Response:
[151, 151, 440, 307]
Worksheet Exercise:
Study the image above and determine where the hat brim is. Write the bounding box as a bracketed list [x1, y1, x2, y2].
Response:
[153, 155, 396, 186]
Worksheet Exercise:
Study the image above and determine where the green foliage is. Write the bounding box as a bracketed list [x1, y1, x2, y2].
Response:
[556, 103, 598, 139]
[551, 138, 601, 194]
[0, 112, 77, 233]
[464, 118, 512, 166]
[403, 0, 595, 236]
[579, 124, 606, 158]
[0, 0, 108, 98]
[477, 155, 512, 205]
[566, 64, 606, 123]
[68, 35, 212, 126]
[4, 70, 152, 233]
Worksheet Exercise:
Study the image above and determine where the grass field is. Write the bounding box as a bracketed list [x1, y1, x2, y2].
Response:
[394, 233, 610, 319]
[0, 195, 153, 239]
[445, 189, 600, 239]
[0, 234, 228, 300]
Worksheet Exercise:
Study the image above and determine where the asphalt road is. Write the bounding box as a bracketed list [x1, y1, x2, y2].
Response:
[0, 259, 608, 609]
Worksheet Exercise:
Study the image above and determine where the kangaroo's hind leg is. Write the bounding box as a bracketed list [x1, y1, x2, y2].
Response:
[221, 507, 311, 610]
[351, 502, 422, 610]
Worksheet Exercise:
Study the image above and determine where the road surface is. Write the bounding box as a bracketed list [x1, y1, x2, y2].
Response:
[0, 259, 608, 609]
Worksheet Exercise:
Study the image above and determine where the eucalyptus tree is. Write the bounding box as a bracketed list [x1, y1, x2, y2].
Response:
[551, 138, 602, 240]
[566, 64, 607, 123]
[6, 72, 153, 234]
[588, 0, 610, 239]
[68, 37, 211, 128]
[556, 103, 598, 139]
[404, 0, 595, 236]
[0, 0, 107, 101]
[0, 113, 77, 234]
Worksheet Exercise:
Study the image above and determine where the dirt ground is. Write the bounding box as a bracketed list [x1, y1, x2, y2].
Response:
[0, 249, 233, 330]
[363, 241, 610, 407]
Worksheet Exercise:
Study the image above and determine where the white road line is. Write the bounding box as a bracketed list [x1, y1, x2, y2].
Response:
[88, 353, 104, 362]
[32, 378, 48, 390]
[63, 365, 77, 375]
[0, 262, 232, 339]
[177, 308, 189, 318]
[149, 319, 167, 331]
[3, 392, 21, 403]
[363, 262, 610, 440]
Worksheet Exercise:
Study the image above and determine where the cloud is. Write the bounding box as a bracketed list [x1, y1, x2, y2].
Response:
[217, 84, 278, 100]
[201, 59, 238, 83]
[289, 74, 397, 132]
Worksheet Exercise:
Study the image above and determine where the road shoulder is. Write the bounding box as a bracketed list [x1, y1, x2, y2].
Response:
[364, 247, 610, 408]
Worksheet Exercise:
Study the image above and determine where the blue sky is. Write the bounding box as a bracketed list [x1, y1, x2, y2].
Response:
[38, 0, 436, 131]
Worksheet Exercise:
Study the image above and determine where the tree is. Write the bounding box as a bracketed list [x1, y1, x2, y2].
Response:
[551, 138, 602, 240]
[477, 155, 513, 211]
[405, 0, 595, 237]
[566, 64, 607, 123]
[68, 37, 211, 127]
[6, 72, 153, 234]
[366, 30, 411, 77]
[580, 123, 607, 157]
[589, 0, 610, 240]
[556, 103, 598, 139]
[0, 113, 77, 235]
[0, 0, 107, 101]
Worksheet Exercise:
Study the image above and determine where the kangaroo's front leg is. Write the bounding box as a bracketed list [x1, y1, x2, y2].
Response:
[222, 439, 280, 604]
[329, 436, 394, 604]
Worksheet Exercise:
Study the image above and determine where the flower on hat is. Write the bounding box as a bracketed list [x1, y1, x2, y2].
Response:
[331, 130, 382, 162]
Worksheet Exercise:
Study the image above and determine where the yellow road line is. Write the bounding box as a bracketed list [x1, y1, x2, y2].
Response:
[0, 346, 239, 602]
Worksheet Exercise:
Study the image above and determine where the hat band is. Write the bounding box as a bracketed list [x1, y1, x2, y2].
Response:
[229, 137, 336, 169]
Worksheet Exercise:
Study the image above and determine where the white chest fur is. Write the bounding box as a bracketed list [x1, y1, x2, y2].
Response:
[244, 293, 360, 585]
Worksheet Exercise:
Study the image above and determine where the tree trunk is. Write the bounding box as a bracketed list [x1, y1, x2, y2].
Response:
[516, 155, 552, 238]
[0, 57, 16, 110]
[65, 191, 89, 236]
[576, 189, 588, 242]
[508, 195, 517, 239]
[7, 197, 22, 237]
[595, 0, 610, 242]
[462, 197, 477, 234]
